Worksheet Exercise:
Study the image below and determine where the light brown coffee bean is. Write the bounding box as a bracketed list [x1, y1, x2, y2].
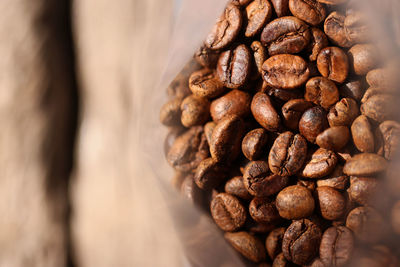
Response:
[242, 128, 269, 161]
[189, 69, 225, 98]
[317, 46, 349, 83]
[210, 90, 252, 122]
[345, 11, 370, 43]
[282, 99, 314, 130]
[348, 44, 379, 75]
[346, 206, 385, 243]
[316, 126, 350, 151]
[366, 68, 398, 89]
[194, 44, 220, 68]
[343, 153, 387, 176]
[251, 41, 268, 79]
[319, 226, 354, 267]
[305, 76, 339, 110]
[160, 97, 182, 127]
[249, 197, 281, 223]
[276, 185, 315, 219]
[211, 193, 247, 232]
[270, 0, 290, 17]
[225, 232, 266, 263]
[317, 165, 349, 190]
[289, 0, 326, 26]
[180, 95, 210, 127]
[194, 157, 228, 190]
[324, 12, 353, 48]
[309, 27, 329, 61]
[299, 106, 328, 143]
[348, 176, 379, 205]
[302, 148, 338, 178]
[328, 98, 359, 127]
[360, 93, 394, 123]
[351, 115, 375, 153]
[251, 92, 281, 132]
[225, 176, 253, 200]
[316, 186, 346, 220]
[245, 0, 273, 37]
[339, 79, 365, 101]
[377, 120, 400, 160]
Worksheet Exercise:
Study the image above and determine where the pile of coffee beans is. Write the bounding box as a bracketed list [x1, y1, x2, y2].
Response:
[161, 0, 400, 265]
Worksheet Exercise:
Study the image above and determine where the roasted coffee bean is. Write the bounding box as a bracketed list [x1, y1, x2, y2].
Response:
[230, 0, 252, 7]
[272, 253, 292, 267]
[360, 93, 393, 123]
[224, 231, 266, 263]
[194, 44, 220, 68]
[261, 17, 311, 55]
[211, 193, 247, 232]
[348, 177, 379, 205]
[194, 157, 228, 190]
[282, 99, 314, 130]
[180, 95, 210, 127]
[339, 79, 365, 101]
[298, 179, 317, 191]
[348, 44, 379, 75]
[302, 148, 338, 178]
[366, 68, 398, 89]
[210, 90, 252, 122]
[160, 97, 182, 127]
[351, 115, 375, 153]
[251, 41, 268, 79]
[266, 227, 286, 259]
[346, 206, 385, 243]
[324, 12, 353, 48]
[243, 161, 289, 197]
[245, 0, 273, 37]
[251, 92, 281, 132]
[328, 98, 359, 127]
[282, 219, 322, 265]
[205, 4, 242, 50]
[319, 226, 354, 267]
[225, 176, 253, 200]
[181, 174, 203, 204]
[167, 126, 209, 172]
[317, 46, 349, 83]
[242, 128, 269, 160]
[299, 106, 328, 143]
[271, 0, 290, 17]
[308, 258, 325, 267]
[249, 197, 281, 223]
[276, 185, 315, 219]
[269, 131, 308, 176]
[305, 76, 339, 110]
[316, 186, 346, 220]
[377, 120, 400, 160]
[267, 88, 303, 103]
[204, 121, 216, 145]
[246, 220, 276, 234]
[289, 0, 326, 26]
[309, 28, 329, 61]
[343, 153, 387, 176]
[217, 44, 251, 89]
[316, 165, 349, 190]
[164, 127, 185, 157]
[262, 54, 310, 89]
[316, 126, 350, 151]
[317, 0, 347, 4]
[344, 11, 370, 43]
[189, 69, 225, 98]
[391, 200, 400, 235]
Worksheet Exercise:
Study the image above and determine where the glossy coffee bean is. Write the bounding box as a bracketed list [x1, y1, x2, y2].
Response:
[282, 219, 322, 265]
[189, 69, 225, 98]
[194, 44, 220, 68]
[261, 17, 311, 55]
[317, 46, 349, 83]
[251, 92, 281, 132]
[377, 120, 400, 160]
[316, 186, 346, 220]
[205, 4, 242, 50]
[319, 226, 354, 267]
[245, 0, 273, 37]
[160, 97, 182, 127]
[180, 95, 210, 127]
[210, 90, 252, 122]
[194, 157, 228, 190]
[242, 128, 269, 160]
[225, 176, 252, 200]
[224, 232, 266, 263]
[299, 106, 328, 143]
[328, 98, 359, 127]
[263, 54, 310, 89]
[210, 193, 247, 232]
[251, 41, 268, 79]
[351, 115, 375, 153]
[324, 12, 352, 48]
[316, 126, 350, 151]
[217, 44, 251, 89]
[348, 44, 379, 75]
[346, 206, 385, 243]
[339, 80, 365, 101]
[348, 177, 379, 205]
[249, 197, 281, 223]
[266, 227, 286, 259]
[302, 148, 338, 178]
[345, 11, 370, 43]
[343, 153, 387, 176]
[243, 161, 289, 197]
[316, 165, 349, 190]
[305, 76, 339, 110]
[276, 185, 315, 219]
[269, 131, 308, 176]
[282, 99, 314, 130]
[309, 27, 329, 61]
[289, 0, 326, 26]
[270, 0, 290, 17]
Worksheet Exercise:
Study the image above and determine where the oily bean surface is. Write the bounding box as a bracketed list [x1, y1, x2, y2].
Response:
[299, 106, 328, 143]
[210, 89, 252, 122]
[251, 92, 281, 132]
[276, 185, 315, 219]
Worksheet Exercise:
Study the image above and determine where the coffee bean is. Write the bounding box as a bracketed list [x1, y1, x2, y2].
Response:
[164, 127, 184, 157]
[361, 92, 395, 123]
[267, 88, 303, 103]
[245, 0, 273, 37]
[270, 0, 290, 17]
[181, 174, 203, 204]
[266, 227, 286, 259]
[282, 219, 322, 265]
[324, 12, 353, 47]
[217, 44, 251, 89]
[269, 131, 308, 176]
[225, 176, 253, 200]
[249, 197, 281, 223]
[210, 90, 252, 122]
[366, 68, 398, 89]
[242, 128, 269, 161]
[339, 79, 365, 101]
[189, 69, 225, 98]
[305, 76, 339, 110]
[289, 0, 326, 26]
[344, 11, 370, 43]
[180, 95, 210, 127]
[348, 177, 379, 205]
[160, 97, 182, 127]
[317, 0, 347, 4]
[348, 44, 379, 75]
[205, 4, 242, 50]
[276, 185, 315, 219]
[261, 17, 311, 55]
[246, 220, 276, 234]
[282, 99, 314, 130]
[316, 186, 346, 220]
[308, 258, 325, 267]
[346, 206, 385, 243]
[230, 0, 252, 7]
[272, 252, 292, 267]
[316, 165, 349, 190]
[316, 126, 350, 151]
[299, 106, 328, 143]
[343, 153, 387, 176]
[194, 44, 220, 68]
[298, 179, 317, 191]
[328, 98, 359, 127]
[391, 200, 400, 234]
[263, 54, 310, 89]
[319, 226, 354, 267]
[309, 27, 329, 61]
[194, 157, 228, 190]
[377, 120, 400, 160]
[211, 193, 247, 232]
[302, 148, 338, 178]
[210, 115, 245, 162]
[317, 46, 349, 83]
[251, 41, 268, 79]
[224, 231, 266, 262]
[351, 115, 375, 153]
[167, 126, 209, 172]
[251, 92, 282, 132]
[243, 161, 289, 197]
[204, 121, 216, 146]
